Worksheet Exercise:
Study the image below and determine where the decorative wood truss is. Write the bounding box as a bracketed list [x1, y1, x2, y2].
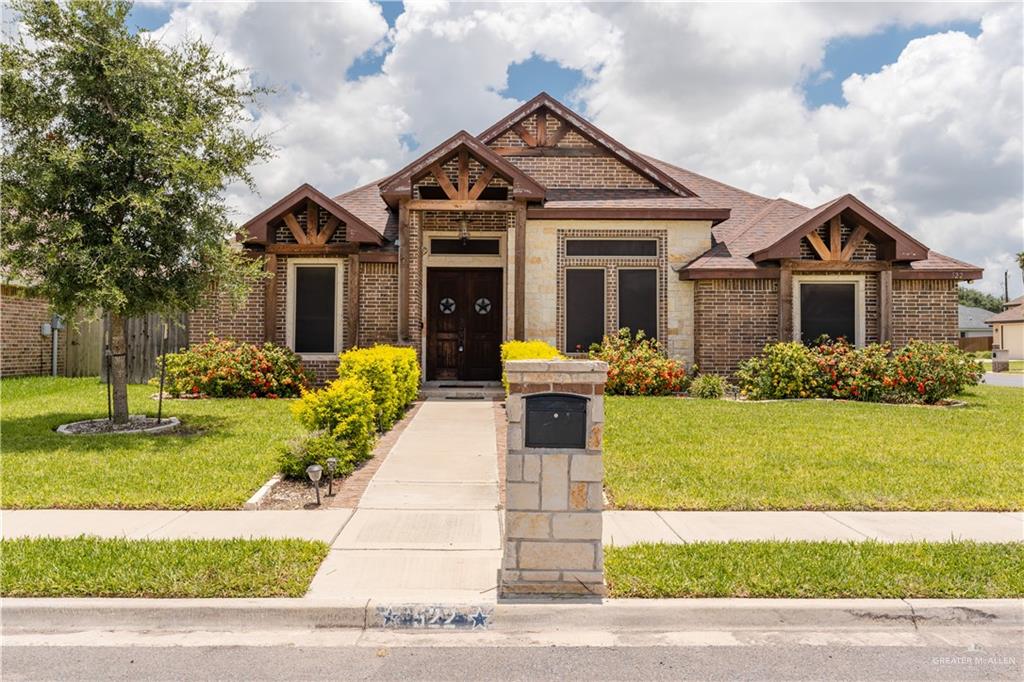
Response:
[378, 131, 545, 209]
[282, 199, 339, 245]
[240, 183, 383, 248]
[752, 194, 929, 264]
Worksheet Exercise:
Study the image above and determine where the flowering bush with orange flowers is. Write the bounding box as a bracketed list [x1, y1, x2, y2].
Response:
[589, 328, 690, 396]
[156, 337, 312, 398]
[738, 338, 982, 404]
[884, 340, 983, 404]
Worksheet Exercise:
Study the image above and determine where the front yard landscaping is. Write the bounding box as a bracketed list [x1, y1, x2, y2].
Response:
[1, 377, 301, 509]
[605, 541, 1024, 598]
[605, 385, 1023, 510]
[0, 537, 328, 597]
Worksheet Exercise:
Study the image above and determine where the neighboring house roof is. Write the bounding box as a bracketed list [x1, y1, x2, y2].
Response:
[1003, 294, 1024, 309]
[959, 305, 995, 331]
[987, 304, 1024, 325]
[240, 93, 981, 281]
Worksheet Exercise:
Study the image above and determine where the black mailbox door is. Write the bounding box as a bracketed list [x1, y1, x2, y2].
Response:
[525, 394, 588, 449]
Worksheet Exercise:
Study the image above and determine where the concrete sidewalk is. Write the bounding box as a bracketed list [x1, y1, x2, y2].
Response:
[305, 399, 502, 605]
[604, 510, 1024, 545]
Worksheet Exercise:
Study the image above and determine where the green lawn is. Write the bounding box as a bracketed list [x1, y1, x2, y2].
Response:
[980, 359, 1024, 373]
[1, 377, 302, 509]
[605, 541, 1024, 598]
[605, 385, 1024, 510]
[0, 537, 328, 597]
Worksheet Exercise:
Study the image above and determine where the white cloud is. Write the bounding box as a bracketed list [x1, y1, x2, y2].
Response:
[149, 0, 1022, 297]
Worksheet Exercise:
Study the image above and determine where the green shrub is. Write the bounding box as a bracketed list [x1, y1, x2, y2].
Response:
[290, 376, 376, 464]
[589, 329, 689, 396]
[336, 345, 418, 430]
[500, 340, 564, 392]
[689, 374, 726, 399]
[156, 337, 311, 398]
[736, 342, 822, 400]
[278, 429, 360, 481]
[814, 339, 891, 402]
[885, 341, 984, 404]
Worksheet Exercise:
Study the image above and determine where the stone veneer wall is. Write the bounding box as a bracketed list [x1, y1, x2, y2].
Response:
[892, 279, 958, 346]
[1, 285, 66, 377]
[693, 279, 779, 375]
[502, 359, 608, 598]
[524, 220, 711, 362]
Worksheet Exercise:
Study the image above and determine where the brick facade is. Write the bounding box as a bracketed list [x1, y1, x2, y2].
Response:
[188, 282, 264, 346]
[892, 279, 958, 346]
[1, 285, 66, 377]
[358, 261, 399, 346]
[693, 279, 779, 375]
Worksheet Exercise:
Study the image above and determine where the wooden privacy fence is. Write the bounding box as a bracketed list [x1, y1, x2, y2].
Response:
[958, 336, 993, 353]
[100, 313, 189, 384]
[64, 312, 104, 377]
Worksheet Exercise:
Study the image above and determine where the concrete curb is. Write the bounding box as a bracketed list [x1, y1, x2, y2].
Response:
[243, 475, 282, 510]
[4, 598, 1020, 633]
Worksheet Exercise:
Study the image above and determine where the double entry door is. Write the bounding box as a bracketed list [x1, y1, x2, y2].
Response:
[426, 268, 503, 381]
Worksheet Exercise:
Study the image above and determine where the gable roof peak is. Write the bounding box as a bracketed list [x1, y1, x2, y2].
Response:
[478, 93, 698, 198]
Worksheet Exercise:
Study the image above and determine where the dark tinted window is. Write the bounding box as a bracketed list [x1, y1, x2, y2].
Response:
[294, 267, 335, 353]
[477, 186, 509, 200]
[417, 185, 449, 199]
[800, 283, 855, 344]
[565, 269, 604, 353]
[618, 269, 657, 339]
[566, 240, 657, 257]
[431, 238, 500, 255]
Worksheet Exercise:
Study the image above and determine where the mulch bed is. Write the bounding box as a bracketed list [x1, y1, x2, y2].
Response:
[56, 415, 181, 435]
[257, 401, 424, 510]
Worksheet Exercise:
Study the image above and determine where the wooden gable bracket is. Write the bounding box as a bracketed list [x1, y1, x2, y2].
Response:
[804, 217, 871, 263]
[279, 201, 341, 246]
[511, 107, 571, 149]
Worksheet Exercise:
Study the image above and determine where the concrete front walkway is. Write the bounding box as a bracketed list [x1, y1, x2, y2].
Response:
[305, 399, 502, 604]
[603, 510, 1024, 546]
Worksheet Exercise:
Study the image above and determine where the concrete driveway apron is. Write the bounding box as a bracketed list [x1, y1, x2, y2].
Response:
[307, 399, 502, 604]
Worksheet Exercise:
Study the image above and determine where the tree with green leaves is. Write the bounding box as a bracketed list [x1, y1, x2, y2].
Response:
[2, 0, 272, 422]
[957, 286, 1004, 313]
[1017, 252, 1024, 288]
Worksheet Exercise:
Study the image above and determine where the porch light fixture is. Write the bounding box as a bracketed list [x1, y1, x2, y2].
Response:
[457, 213, 470, 245]
[306, 464, 323, 505]
[325, 457, 338, 496]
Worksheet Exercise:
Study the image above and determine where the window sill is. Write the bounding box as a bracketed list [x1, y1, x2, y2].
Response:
[296, 353, 341, 362]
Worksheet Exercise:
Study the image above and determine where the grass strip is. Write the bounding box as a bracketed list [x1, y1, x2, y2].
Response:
[0, 537, 329, 598]
[604, 385, 1024, 510]
[605, 541, 1024, 598]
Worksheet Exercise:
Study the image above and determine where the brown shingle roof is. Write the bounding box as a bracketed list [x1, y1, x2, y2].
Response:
[987, 303, 1024, 324]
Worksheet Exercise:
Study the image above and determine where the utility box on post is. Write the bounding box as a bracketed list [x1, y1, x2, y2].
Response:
[501, 360, 608, 598]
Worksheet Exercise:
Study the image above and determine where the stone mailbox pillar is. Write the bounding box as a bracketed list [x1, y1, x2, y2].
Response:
[500, 359, 608, 598]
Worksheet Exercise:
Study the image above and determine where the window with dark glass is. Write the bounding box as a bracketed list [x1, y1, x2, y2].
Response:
[565, 269, 604, 353]
[618, 269, 657, 339]
[430, 238, 501, 255]
[566, 239, 657, 257]
[799, 283, 855, 344]
[294, 266, 335, 353]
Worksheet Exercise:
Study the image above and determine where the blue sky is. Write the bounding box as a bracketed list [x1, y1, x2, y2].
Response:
[119, 2, 1020, 297]
[130, 3, 982, 110]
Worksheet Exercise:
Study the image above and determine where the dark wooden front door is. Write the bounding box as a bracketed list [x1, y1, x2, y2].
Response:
[427, 268, 503, 381]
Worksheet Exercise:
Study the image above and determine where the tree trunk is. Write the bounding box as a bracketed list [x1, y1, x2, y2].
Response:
[109, 312, 130, 424]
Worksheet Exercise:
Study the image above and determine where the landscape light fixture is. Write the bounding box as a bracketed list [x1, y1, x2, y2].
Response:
[306, 464, 323, 505]
[325, 458, 338, 496]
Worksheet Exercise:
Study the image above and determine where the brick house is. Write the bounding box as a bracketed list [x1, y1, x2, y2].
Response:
[192, 93, 982, 382]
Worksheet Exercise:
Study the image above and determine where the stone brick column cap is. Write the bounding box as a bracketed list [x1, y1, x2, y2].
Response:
[504, 359, 608, 375]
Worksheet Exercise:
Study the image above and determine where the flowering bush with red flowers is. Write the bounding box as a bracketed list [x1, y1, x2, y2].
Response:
[588, 328, 690, 396]
[884, 340, 983, 404]
[156, 337, 312, 398]
[813, 338, 891, 402]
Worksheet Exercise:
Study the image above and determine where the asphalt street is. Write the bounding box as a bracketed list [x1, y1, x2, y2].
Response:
[4, 642, 1022, 681]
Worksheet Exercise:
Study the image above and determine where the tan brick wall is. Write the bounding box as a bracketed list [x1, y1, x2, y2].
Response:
[892, 279, 958, 346]
[693, 279, 779, 375]
[0, 285, 66, 377]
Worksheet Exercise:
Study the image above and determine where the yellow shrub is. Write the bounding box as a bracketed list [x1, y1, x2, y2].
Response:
[499, 340, 564, 393]
[337, 345, 420, 430]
